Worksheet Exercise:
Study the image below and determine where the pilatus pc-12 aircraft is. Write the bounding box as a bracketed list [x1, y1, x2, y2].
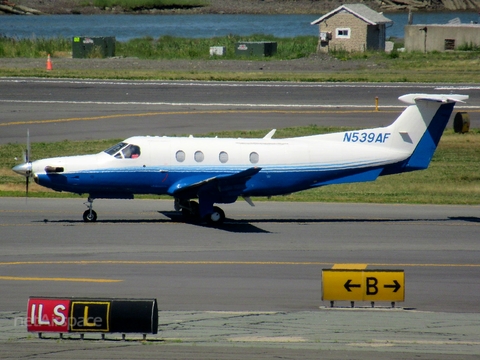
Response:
[13, 93, 467, 225]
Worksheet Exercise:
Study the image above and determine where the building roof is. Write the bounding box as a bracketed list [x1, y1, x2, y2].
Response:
[407, 23, 480, 28]
[311, 4, 392, 26]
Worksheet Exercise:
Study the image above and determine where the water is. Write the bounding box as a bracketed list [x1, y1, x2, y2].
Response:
[0, 12, 478, 41]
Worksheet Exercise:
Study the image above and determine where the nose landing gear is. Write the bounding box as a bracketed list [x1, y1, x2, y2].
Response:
[83, 197, 97, 222]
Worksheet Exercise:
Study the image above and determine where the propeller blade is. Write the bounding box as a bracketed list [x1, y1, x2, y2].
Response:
[26, 129, 30, 163]
[26, 129, 31, 197]
[12, 129, 33, 198]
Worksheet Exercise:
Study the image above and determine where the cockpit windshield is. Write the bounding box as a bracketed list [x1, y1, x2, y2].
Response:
[104, 142, 127, 155]
[104, 142, 141, 159]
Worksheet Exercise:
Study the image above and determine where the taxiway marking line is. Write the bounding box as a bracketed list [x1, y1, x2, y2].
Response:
[0, 109, 399, 127]
[3, 78, 480, 91]
[1, 99, 405, 108]
[0, 276, 122, 283]
[0, 261, 479, 268]
[332, 263, 368, 269]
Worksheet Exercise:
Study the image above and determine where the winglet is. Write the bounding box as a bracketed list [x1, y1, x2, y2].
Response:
[398, 94, 469, 105]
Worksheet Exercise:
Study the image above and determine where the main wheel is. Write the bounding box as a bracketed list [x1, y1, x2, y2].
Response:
[83, 209, 97, 222]
[206, 206, 225, 226]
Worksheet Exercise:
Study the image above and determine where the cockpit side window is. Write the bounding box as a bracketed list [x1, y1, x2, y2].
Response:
[122, 144, 141, 159]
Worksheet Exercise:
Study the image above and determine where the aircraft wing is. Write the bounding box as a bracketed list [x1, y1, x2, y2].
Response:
[167, 167, 261, 201]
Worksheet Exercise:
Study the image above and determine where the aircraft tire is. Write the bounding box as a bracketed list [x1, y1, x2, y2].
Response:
[206, 206, 225, 226]
[83, 209, 97, 222]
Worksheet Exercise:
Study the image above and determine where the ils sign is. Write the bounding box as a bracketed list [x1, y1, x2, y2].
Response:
[27, 297, 158, 334]
[27, 298, 111, 333]
[322, 269, 405, 302]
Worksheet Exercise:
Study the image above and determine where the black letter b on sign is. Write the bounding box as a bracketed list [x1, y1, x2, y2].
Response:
[366, 277, 378, 295]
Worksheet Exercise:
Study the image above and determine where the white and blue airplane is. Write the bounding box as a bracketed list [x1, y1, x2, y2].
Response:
[13, 93, 467, 225]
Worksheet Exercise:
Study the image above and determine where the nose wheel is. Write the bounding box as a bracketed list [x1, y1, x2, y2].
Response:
[83, 209, 97, 222]
[83, 197, 97, 222]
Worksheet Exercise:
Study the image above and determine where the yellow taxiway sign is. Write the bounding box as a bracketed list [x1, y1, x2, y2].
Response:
[322, 269, 405, 302]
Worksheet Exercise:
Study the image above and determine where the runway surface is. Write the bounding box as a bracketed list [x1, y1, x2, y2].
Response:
[1, 79, 479, 358]
[1, 79, 479, 144]
[1, 199, 479, 358]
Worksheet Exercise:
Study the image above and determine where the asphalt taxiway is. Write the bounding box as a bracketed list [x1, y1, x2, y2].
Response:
[0, 199, 479, 359]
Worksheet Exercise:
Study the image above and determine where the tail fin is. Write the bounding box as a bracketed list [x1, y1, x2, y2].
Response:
[384, 93, 467, 173]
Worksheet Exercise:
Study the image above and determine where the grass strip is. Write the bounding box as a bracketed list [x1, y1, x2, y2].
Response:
[0, 68, 479, 83]
[0, 35, 318, 60]
[1, 126, 479, 205]
[1, 36, 480, 82]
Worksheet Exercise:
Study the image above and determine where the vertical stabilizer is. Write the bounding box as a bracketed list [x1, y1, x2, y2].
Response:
[403, 100, 454, 170]
[383, 94, 467, 173]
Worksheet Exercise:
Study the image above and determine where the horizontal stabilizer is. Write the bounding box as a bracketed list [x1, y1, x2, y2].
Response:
[399, 94, 468, 105]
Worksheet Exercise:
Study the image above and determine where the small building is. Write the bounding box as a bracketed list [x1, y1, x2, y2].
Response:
[405, 22, 480, 52]
[311, 4, 392, 53]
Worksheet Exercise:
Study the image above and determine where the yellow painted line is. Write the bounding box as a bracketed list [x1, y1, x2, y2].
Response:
[0, 276, 122, 283]
[0, 260, 330, 266]
[332, 263, 368, 269]
[0, 260, 479, 268]
[0, 109, 398, 127]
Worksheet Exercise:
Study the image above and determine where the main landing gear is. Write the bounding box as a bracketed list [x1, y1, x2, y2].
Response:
[80, 197, 225, 225]
[83, 197, 97, 222]
[174, 199, 225, 226]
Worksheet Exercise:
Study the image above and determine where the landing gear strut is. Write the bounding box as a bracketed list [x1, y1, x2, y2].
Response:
[83, 197, 97, 222]
[180, 200, 200, 222]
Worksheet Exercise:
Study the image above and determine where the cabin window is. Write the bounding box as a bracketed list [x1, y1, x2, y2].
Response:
[176, 150, 185, 162]
[219, 151, 228, 163]
[336, 28, 350, 39]
[194, 151, 204, 162]
[249, 152, 259, 164]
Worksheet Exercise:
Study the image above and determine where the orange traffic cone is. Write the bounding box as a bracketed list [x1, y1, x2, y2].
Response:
[46, 54, 52, 71]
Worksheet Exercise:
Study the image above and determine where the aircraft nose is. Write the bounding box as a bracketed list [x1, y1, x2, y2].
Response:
[12, 162, 32, 177]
